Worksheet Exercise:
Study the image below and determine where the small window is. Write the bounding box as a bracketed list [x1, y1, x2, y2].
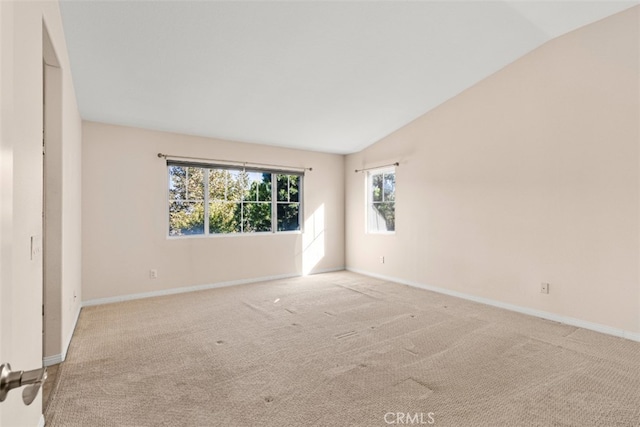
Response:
[367, 168, 395, 233]
[168, 164, 303, 237]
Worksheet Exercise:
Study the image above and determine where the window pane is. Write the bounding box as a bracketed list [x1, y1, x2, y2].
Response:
[243, 171, 272, 202]
[209, 202, 241, 234]
[383, 173, 395, 201]
[169, 165, 302, 236]
[186, 167, 204, 200]
[371, 174, 383, 202]
[367, 170, 395, 233]
[169, 201, 205, 235]
[289, 175, 299, 202]
[209, 169, 228, 201]
[169, 166, 187, 201]
[243, 202, 272, 232]
[277, 203, 300, 231]
[227, 170, 245, 202]
[369, 201, 395, 232]
[277, 175, 289, 202]
[259, 173, 272, 202]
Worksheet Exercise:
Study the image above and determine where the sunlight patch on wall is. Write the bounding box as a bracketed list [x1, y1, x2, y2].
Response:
[302, 204, 325, 275]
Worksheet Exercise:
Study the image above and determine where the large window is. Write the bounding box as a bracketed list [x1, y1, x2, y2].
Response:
[168, 164, 302, 236]
[367, 168, 395, 233]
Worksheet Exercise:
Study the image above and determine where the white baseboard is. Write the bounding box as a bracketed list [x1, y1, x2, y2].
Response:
[43, 269, 346, 366]
[306, 266, 345, 276]
[347, 267, 640, 343]
[82, 273, 297, 307]
[43, 354, 62, 367]
[38, 414, 45, 427]
[82, 268, 344, 308]
[43, 305, 82, 367]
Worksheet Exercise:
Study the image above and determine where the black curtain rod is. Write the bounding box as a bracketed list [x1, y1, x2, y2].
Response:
[157, 153, 312, 172]
[354, 162, 399, 173]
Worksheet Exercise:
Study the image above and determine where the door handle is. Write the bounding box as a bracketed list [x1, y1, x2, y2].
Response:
[0, 363, 48, 405]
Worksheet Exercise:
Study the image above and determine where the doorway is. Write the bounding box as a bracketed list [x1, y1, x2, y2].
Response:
[42, 25, 63, 372]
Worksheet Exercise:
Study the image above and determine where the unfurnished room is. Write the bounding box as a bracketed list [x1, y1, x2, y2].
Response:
[1, 1, 639, 426]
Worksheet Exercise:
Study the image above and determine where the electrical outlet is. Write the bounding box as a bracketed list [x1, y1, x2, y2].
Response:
[150, 269, 158, 279]
[379, 256, 385, 264]
[541, 282, 549, 294]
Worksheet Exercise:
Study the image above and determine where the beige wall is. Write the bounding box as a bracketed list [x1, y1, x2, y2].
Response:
[346, 7, 640, 336]
[81, 121, 344, 302]
[42, 32, 83, 364]
[41, 9, 83, 365]
[0, 0, 82, 425]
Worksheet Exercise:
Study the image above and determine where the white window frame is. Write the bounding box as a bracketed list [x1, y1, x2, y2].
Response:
[167, 164, 303, 238]
[366, 167, 396, 234]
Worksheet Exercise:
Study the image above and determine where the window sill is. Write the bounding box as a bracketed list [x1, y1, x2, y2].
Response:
[167, 231, 302, 240]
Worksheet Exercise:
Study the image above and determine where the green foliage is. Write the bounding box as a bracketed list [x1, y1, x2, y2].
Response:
[209, 202, 240, 233]
[370, 172, 395, 231]
[169, 167, 205, 235]
[277, 203, 299, 231]
[169, 167, 300, 235]
[277, 175, 300, 231]
[372, 202, 395, 231]
[243, 202, 272, 232]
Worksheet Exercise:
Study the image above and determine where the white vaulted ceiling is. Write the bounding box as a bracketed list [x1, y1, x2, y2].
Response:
[59, 1, 638, 154]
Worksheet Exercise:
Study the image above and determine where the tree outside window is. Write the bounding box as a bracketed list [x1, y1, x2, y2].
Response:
[367, 168, 395, 233]
[169, 165, 302, 236]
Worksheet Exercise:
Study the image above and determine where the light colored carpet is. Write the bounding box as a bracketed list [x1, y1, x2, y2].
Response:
[42, 363, 60, 412]
[45, 271, 640, 426]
